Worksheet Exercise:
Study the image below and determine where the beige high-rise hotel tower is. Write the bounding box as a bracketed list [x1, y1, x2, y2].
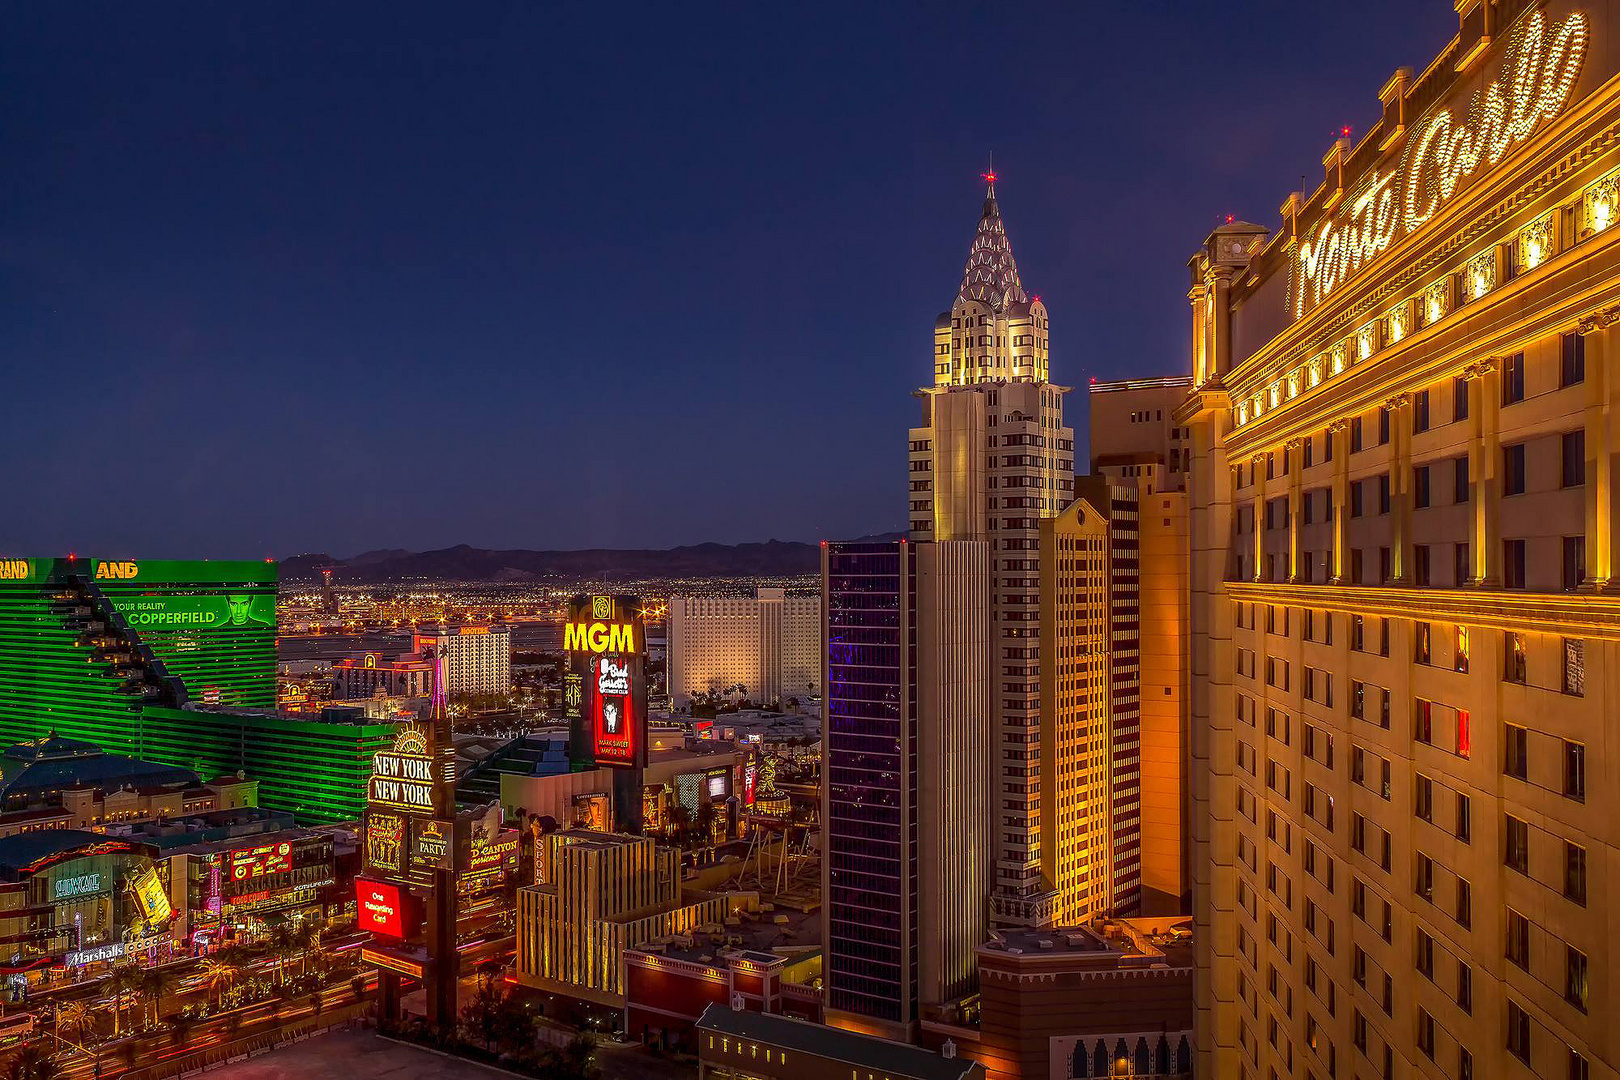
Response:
[1179, 4, 1619, 1078]
[908, 176, 1076, 925]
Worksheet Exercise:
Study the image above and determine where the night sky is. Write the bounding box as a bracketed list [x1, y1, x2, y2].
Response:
[1, 2, 1456, 558]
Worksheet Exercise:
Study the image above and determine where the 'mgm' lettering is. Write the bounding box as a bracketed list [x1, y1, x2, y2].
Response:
[95, 561, 139, 580]
[564, 622, 636, 653]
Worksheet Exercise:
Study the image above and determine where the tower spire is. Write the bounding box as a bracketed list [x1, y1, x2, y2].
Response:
[959, 160, 1026, 311]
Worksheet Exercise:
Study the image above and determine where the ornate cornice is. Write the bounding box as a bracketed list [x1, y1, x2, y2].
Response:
[1227, 580, 1620, 641]
[1460, 356, 1500, 381]
[1576, 304, 1620, 335]
[1381, 392, 1412, 411]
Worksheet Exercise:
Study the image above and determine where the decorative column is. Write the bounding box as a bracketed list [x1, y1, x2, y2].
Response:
[1285, 438, 1305, 582]
[1386, 393, 1413, 584]
[1252, 454, 1267, 582]
[1578, 309, 1620, 590]
[1463, 358, 1502, 587]
[1329, 420, 1351, 583]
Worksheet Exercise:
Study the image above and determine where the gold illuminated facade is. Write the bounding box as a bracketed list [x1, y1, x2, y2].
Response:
[514, 829, 724, 1006]
[910, 178, 1075, 926]
[1038, 484, 1116, 925]
[1181, 4, 1619, 1078]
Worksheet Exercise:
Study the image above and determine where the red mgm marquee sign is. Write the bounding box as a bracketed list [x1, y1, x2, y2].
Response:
[565, 595, 647, 769]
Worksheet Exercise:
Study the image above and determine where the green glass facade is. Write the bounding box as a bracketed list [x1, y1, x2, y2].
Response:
[0, 557, 393, 824]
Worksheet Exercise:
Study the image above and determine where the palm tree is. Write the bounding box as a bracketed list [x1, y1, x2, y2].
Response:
[139, 968, 177, 1028]
[55, 1001, 91, 1048]
[6, 1042, 62, 1080]
[198, 957, 238, 1011]
[106, 966, 144, 1037]
[264, 922, 298, 985]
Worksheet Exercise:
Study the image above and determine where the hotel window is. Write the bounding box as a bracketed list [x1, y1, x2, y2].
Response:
[1564, 637, 1586, 693]
[1503, 539, 1527, 589]
[1414, 622, 1432, 664]
[1323, 429, 1334, 461]
[1416, 857, 1435, 905]
[1379, 546, 1391, 584]
[1302, 437, 1314, 468]
[1413, 389, 1429, 433]
[1505, 816, 1530, 875]
[1563, 536, 1586, 591]
[1350, 417, 1363, 452]
[1507, 999, 1532, 1064]
[1504, 723, 1528, 779]
[1417, 1009, 1436, 1060]
[1504, 631, 1527, 682]
[1452, 454, 1470, 503]
[1454, 376, 1470, 421]
[1414, 699, 1433, 744]
[1455, 877, 1473, 930]
[1457, 961, 1473, 1014]
[1563, 740, 1586, 801]
[1412, 544, 1431, 585]
[1377, 407, 1390, 445]
[1351, 616, 1364, 651]
[1413, 465, 1430, 508]
[1561, 332, 1586, 387]
[1456, 792, 1471, 842]
[1565, 841, 1587, 905]
[1562, 430, 1585, 487]
[1503, 443, 1526, 495]
[1572, 1051, 1591, 1080]
[1454, 626, 1469, 672]
[1350, 481, 1364, 517]
[1502, 352, 1525, 405]
[1566, 947, 1589, 1012]
[1455, 709, 1471, 758]
[1377, 474, 1391, 514]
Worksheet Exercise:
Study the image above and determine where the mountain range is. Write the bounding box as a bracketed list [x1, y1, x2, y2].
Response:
[280, 536, 901, 583]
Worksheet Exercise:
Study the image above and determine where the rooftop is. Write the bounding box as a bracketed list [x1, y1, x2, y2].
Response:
[697, 1005, 982, 1080]
[980, 917, 1194, 969]
[0, 829, 143, 875]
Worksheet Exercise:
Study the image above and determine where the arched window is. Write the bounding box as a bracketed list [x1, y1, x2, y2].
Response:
[1134, 1038, 1150, 1075]
[1070, 1040, 1088, 1078]
[1092, 1040, 1107, 1078]
[1155, 1036, 1171, 1075]
[1176, 1035, 1192, 1074]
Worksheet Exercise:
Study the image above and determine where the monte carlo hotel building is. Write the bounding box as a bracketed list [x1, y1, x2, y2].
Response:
[1178, 3, 1620, 1079]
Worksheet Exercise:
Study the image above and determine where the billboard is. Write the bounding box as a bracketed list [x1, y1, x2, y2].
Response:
[129, 866, 173, 924]
[108, 594, 275, 632]
[367, 728, 436, 812]
[228, 841, 293, 882]
[565, 594, 646, 769]
[410, 819, 455, 874]
[365, 812, 405, 876]
[357, 878, 417, 939]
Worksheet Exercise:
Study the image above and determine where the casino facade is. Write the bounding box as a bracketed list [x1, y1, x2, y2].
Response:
[1179, 3, 1620, 1078]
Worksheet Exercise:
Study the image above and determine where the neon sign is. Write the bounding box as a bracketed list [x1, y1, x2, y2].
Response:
[1294, 9, 1588, 315]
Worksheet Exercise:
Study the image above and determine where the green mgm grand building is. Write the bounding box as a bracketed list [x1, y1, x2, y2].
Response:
[0, 556, 393, 824]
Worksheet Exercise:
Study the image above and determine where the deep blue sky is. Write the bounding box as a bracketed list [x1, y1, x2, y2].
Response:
[1, 2, 1456, 558]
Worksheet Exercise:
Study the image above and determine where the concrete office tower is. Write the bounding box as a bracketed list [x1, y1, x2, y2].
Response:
[1089, 378, 1192, 915]
[413, 625, 510, 697]
[821, 540, 990, 1041]
[667, 588, 820, 706]
[909, 177, 1075, 926]
[1089, 376, 1193, 494]
[1178, 7, 1618, 1077]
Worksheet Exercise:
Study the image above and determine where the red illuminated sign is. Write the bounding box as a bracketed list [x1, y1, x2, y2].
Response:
[357, 877, 414, 939]
[591, 654, 641, 766]
[229, 841, 292, 882]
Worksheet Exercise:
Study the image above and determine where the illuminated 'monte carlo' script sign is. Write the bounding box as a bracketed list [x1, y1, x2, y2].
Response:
[1294, 10, 1587, 315]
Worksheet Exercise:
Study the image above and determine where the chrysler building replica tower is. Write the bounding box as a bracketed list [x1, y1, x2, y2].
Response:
[908, 174, 1075, 925]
